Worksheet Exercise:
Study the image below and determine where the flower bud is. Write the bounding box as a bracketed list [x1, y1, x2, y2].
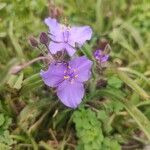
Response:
[96, 79, 107, 88]
[10, 65, 22, 74]
[29, 36, 38, 47]
[98, 38, 109, 50]
[39, 32, 49, 45]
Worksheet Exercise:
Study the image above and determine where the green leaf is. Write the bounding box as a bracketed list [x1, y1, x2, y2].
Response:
[18, 99, 50, 131]
[107, 76, 123, 89]
[21, 73, 42, 94]
[118, 67, 150, 86]
[121, 22, 144, 49]
[0, 143, 10, 150]
[0, 114, 5, 126]
[0, 3, 6, 10]
[73, 108, 104, 149]
[116, 70, 150, 100]
[7, 73, 23, 90]
[97, 110, 108, 122]
[8, 21, 24, 59]
[0, 59, 19, 90]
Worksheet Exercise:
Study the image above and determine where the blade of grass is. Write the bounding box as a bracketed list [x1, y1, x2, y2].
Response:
[92, 89, 150, 141]
[118, 67, 150, 86]
[116, 69, 150, 100]
[0, 58, 19, 90]
[96, 0, 103, 34]
[8, 21, 24, 59]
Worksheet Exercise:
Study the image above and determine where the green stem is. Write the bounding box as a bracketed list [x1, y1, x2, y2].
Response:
[39, 141, 55, 150]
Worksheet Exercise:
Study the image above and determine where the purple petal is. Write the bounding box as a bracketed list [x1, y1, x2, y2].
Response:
[94, 49, 109, 63]
[57, 80, 84, 108]
[65, 44, 76, 56]
[69, 56, 93, 82]
[101, 55, 109, 63]
[49, 42, 65, 54]
[44, 17, 63, 42]
[40, 63, 66, 87]
[70, 26, 92, 46]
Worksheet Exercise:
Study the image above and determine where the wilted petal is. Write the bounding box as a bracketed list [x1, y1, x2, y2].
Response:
[49, 42, 65, 54]
[57, 80, 84, 108]
[40, 63, 66, 87]
[70, 26, 92, 46]
[69, 56, 93, 82]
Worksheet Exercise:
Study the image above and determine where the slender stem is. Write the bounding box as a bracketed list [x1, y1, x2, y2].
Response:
[37, 45, 47, 56]
[28, 108, 51, 133]
[10, 135, 27, 142]
[10, 56, 51, 74]
[21, 56, 50, 68]
[49, 128, 58, 144]
[45, 43, 54, 61]
[39, 141, 55, 150]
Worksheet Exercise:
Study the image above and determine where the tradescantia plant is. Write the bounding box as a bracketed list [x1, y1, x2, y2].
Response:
[28, 17, 109, 109]
[40, 17, 93, 108]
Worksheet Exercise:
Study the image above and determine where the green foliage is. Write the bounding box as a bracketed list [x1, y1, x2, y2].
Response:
[107, 76, 123, 89]
[0, 113, 15, 148]
[73, 108, 121, 150]
[7, 73, 24, 90]
[101, 138, 121, 150]
[73, 108, 104, 150]
[0, 143, 10, 150]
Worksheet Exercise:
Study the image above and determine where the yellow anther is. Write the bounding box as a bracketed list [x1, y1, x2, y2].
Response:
[60, 24, 65, 31]
[64, 70, 67, 73]
[68, 66, 71, 69]
[64, 76, 69, 79]
[74, 75, 78, 78]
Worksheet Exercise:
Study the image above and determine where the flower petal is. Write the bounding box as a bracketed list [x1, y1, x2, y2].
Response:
[40, 63, 66, 87]
[49, 42, 65, 54]
[69, 56, 93, 82]
[44, 17, 63, 42]
[70, 26, 92, 46]
[65, 44, 76, 56]
[57, 80, 84, 108]
[101, 55, 109, 63]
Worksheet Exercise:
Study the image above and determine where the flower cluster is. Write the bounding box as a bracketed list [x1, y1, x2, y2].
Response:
[39, 17, 109, 108]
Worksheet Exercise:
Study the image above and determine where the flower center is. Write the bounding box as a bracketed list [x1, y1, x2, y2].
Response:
[64, 66, 78, 83]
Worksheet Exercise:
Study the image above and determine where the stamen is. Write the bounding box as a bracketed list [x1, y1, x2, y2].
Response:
[64, 70, 67, 73]
[64, 76, 69, 79]
[68, 66, 71, 69]
[74, 75, 78, 78]
[60, 24, 65, 31]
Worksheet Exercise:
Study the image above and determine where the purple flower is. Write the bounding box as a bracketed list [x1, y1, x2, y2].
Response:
[44, 17, 92, 56]
[40, 56, 93, 108]
[94, 49, 109, 63]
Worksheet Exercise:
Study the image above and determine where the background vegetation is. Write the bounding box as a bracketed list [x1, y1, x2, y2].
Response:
[0, 0, 150, 149]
